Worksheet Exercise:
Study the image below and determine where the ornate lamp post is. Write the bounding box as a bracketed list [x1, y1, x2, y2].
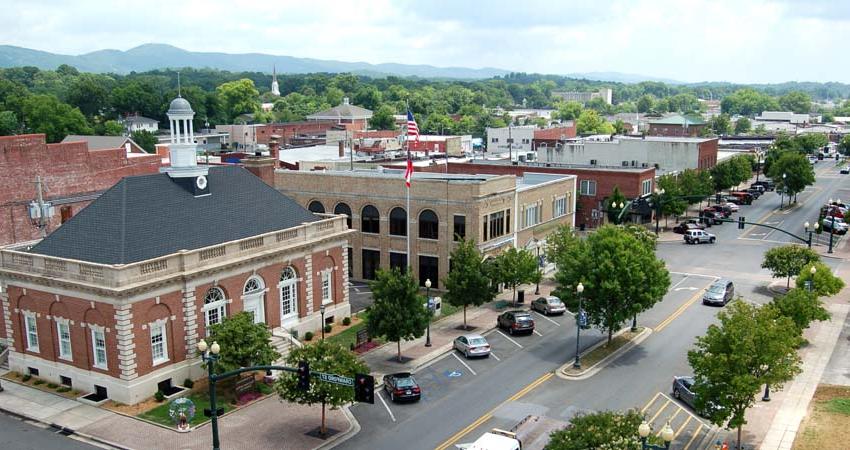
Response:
[807, 265, 817, 292]
[198, 339, 222, 450]
[780, 173, 787, 208]
[828, 198, 840, 254]
[425, 278, 432, 347]
[654, 188, 665, 234]
[320, 304, 326, 340]
[638, 420, 674, 450]
[573, 282, 584, 369]
[804, 221, 819, 249]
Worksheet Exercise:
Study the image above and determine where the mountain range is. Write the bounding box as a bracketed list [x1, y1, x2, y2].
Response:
[0, 43, 678, 83]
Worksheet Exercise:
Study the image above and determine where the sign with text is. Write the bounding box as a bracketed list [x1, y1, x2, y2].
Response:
[316, 372, 354, 387]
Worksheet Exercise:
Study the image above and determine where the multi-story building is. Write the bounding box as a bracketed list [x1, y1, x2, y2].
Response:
[552, 88, 613, 105]
[0, 95, 352, 405]
[275, 169, 576, 287]
[306, 98, 372, 131]
[119, 114, 159, 134]
[486, 126, 535, 155]
[532, 125, 577, 151]
[538, 136, 718, 175]
[647, 114, 706, 137]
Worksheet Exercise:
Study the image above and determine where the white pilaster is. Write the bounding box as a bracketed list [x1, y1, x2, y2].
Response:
[181, 288, 198, 354]
[342, 247, 350, 305]
[305, 254, 314, 315]
[0, 282, 13, 350]
[114, 304, 137, 381]
[169, 119, 175, 143]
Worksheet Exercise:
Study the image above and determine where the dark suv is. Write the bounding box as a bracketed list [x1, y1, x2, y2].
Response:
[497, 310, 535, 335]
[383, 372, 421, 402]
[752, 180, 775, 191]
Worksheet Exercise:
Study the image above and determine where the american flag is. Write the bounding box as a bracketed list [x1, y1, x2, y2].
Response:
[406, 110, 419, 143]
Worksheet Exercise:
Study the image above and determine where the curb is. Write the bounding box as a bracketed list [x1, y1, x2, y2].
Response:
[555, 327, 653, 381]
[315, 404, 360, 450]
[0, 404, 132, 450]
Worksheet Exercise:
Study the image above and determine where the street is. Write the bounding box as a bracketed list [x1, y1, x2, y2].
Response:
[341, 160, 850, 450]
[0, 412, 100, 450]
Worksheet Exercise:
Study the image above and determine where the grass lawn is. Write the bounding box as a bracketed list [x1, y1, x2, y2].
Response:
[138, 390, 234, 428]
[794, 385, 850, 450]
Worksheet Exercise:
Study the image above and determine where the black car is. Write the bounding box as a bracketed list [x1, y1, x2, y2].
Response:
[497, 310, 535, 335]
[752, 180, 775, 191]
[383, 372, 421, 402]
[841, 167, 850, 175]
[673, 221, 705, 234]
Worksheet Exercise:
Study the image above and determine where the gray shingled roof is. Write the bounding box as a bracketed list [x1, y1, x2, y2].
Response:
[61, 135, 136, 151]
[307, 103, 373, 120]
[30, 166, 319, 265]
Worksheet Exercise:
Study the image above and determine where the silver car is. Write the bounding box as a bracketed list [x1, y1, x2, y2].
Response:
[531, 296, 567, 315]
[453, 333, 491, 358]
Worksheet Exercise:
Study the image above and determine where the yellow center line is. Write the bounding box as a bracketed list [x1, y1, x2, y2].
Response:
[434, 372, 553, 450]
[648, 399, 671, 424]
[682, 423, 704, 450]
[656, 288, 704, 333]
[641, 392, 662, 414]
[673, 415, 692, 438]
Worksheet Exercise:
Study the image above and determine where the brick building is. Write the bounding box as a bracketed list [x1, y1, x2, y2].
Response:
[275, 169, 576, 286]
[0, 96, 352, 405]
[0, 134, 162, 247]
[306, 98, 372, 131]
[532, 125, 577, 151]
[254, 121, 341, 146]
[416, 160, 655, 228]
[647, 114, 706, 137]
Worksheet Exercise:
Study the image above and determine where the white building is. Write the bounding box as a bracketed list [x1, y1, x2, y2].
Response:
[120, 115, 159, 133]
[552, 88, 613, 105]
[756, 111, 819, 125]
[270, 65, 280, 97]
[486, 126, 535, 155]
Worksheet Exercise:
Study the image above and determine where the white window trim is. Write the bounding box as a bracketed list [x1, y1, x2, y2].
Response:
[57, 320, 72, 361]
[553, 195, 567, 218]
[150, 319, 169, 366]
[321, 269, 333, 305]
[24, 312, 39, 353]
[90, 326, 107, 370]
[278, 270, 301, 321]
[580, 180, 597, 196]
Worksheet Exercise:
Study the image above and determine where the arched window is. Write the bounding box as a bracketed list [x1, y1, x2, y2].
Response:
[244, 277, 263, 294]
[361, 205, 380, 234]
[419, 209, 439, 239]
[278, 267, 299, 322]
[203, 287, 227, 333]
[334, 203, 352, 229]
[389, 207, 407, 236]
[308, 201, 325, 214]
[242, 276, 266, 324]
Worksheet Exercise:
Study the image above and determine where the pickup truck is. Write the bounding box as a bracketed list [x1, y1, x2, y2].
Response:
[456, 415, 567, 450]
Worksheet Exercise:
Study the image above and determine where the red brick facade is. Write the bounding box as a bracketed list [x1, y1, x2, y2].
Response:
[532, 125, 577, 150]
[648, 123, 705, 137]
[0, 134, 162, 246]
[254, 121, 341, 145]
[697, 138, 719, 169]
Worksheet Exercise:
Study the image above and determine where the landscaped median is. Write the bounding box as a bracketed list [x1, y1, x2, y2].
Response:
[557, 326, 652, 380]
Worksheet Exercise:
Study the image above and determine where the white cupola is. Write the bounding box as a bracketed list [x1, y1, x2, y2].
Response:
[162, 74, 209, 195]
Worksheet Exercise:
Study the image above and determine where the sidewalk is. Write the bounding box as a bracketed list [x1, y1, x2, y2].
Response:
[0, 372, 353, 450]
[360, 276, 561, 382]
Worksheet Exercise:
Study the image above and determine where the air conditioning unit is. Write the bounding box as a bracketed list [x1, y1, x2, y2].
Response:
[622, 161, 629, 167]
[590, 159, 597, 165]
[631, 160, 638, 167]
[641, 162, 649, 168]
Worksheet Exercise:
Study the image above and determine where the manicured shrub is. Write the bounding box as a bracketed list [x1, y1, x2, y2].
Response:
[342, 317, 351, 326]
[33, 379, 45, 385]
[183, 378, 194, 389]
[154, 390, 165, 402]
[324, 324, 333, 333]
[22, 374, 32, 382]
[304, 331, 314, 341]
[47, 383, 59, 389]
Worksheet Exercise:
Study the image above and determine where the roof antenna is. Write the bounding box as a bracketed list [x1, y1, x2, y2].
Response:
[177, 71, 182, 97]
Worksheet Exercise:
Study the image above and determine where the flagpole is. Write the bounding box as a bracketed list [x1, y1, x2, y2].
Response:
[405, 106, 411, 271]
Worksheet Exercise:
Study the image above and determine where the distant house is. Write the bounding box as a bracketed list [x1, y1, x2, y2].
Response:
[647, 114, 706, 137]
[306, 97, 372, 131]
[120, 114, 159, 133]
[61, 135, 147, 154]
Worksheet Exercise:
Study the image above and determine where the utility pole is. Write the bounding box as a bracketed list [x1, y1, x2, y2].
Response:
[29, 176, 54, 238]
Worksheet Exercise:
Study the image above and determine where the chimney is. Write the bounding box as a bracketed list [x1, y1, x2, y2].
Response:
[338, 141, 345, 158]
[269, 134, 281, 161]
[242, 155, 276, 186]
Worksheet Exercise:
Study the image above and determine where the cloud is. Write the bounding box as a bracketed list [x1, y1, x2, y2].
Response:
[1, 0, 848, 83]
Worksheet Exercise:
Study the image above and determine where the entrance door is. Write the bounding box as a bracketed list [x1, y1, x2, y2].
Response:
[278, 267, 299, 325]
[242, 276, 266, 324]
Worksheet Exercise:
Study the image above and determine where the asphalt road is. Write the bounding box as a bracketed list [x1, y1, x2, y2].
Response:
[342, 161, 850, 450]
[0, 412, 100, 450]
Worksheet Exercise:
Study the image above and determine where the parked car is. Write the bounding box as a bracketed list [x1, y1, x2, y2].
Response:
[673, 221, 705, 234]
[822, 216, 849, 234]
[840, 167, 850, 175]
[749, 184, 765, 194]
[752, 180, 775, 191]
[453, 333, 491, 358]
[531, 296, 567, 315]
[672, 376, 718, 416]
[497, 310, 535, 335]
[728, 192, 753, 205]
[821, 205, 846, 219]
[700, 209, 723, 225]
[745, 188, 763, 199]
[703, 279, 735, 306]
[724, 202, 740, 212]
[808, 155, 818, 164]
[707, 205, 732, 218]
[383, 372, 421, 402]
[684, 229, 716, 244]
[722, 196, 741, 205]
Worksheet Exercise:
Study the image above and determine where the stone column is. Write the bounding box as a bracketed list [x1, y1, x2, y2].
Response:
[114, 304, 137, 381]
[189, 119, 194, 143]
[181, 288, 198, 354]
[304, 254, 314, 315]
[0, 282, 14, 350]
[170, 119, 175, 143]
[342, 246, 350, 305]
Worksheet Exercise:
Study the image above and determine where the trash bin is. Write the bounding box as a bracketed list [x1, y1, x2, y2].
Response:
[517, 289, 525, 304]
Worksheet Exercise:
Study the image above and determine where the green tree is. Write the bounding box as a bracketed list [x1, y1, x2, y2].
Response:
[102, 120, 124, 136]
[768, 152, 816, 200]
[110, 80, 164, 119]
[444, 239, 495, 330]
[369, 104, 397, 130]
[550, 225, 670, 345]
[207, 311, 280, 375]
[0, 110, 19, 135]
[734, 117, 751, 135]
[554, 101, 583, 121]
[636, 94, 655, 113]
[612, 119, 626, 135]
[22, 94, 93, 142]
[795, 261, 845, 297]
[655, 174, 688, 220]
[687, 301, 802, 447]
[839, 134, 850, 155]
[761, 245, 820, 288]
[770, 288, 830, 335]
[131, 130, 158, 154]
[275, 340, 368, 436]
[779, 91, 812, 114]
[216, 79, 260, 122]
[708, 113, 731, 135]
[794, 133, 828, 154]
[606, 186, 628, 224]
[575, 109, 615, 135]
[324, 87, 345, 106]
[367, 268, 431, 362]
[546, 409, 656, 450]
[66, 73, 113, 117]
[493, 247, 541, 306]
[720, 88, 781, 116]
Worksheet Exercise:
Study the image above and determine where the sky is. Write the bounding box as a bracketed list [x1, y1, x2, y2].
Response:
[2, 0, 849, 84]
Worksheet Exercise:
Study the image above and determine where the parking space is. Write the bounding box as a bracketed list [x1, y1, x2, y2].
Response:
[641, 392, 716, 450]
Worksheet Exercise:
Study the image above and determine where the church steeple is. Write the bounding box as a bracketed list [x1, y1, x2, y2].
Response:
[271, 65, 280, 96]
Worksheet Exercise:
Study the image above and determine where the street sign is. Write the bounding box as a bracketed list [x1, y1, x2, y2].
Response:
[316, 372, 354, 387]
[578, 310, 587, 327]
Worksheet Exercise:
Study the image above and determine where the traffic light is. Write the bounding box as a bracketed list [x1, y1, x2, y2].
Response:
[738, 216, 745, 230]
[354, 373, 375, 404]
[297, 361, 310, 391]
[715, 193, 722, 204]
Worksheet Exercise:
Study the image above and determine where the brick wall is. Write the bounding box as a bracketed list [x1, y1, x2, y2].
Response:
[0, 134, 162, 245]
[648, 124, 705, 137]
[255, 121, 339, 145]
[698, 138, 719, 169]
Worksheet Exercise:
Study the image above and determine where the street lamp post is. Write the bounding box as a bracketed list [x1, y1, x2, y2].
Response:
[320, 304, 326, 340]
[762, 362, 771, 402]
[653, 189, 665, 235]
[828, 198, 840, 254]
[780, 173, 787, 209]
[425, 278, 432, 347]
[573, 283, 584, 369]
[198, 339, 222, 450]
[535, 241, 542, 295]
[804, 221, 819, 249]
[807, 265, 817, 292]
[638, 420, 674, 450]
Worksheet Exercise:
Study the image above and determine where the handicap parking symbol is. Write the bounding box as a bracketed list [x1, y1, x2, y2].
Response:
[444, 370, 462, 378]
